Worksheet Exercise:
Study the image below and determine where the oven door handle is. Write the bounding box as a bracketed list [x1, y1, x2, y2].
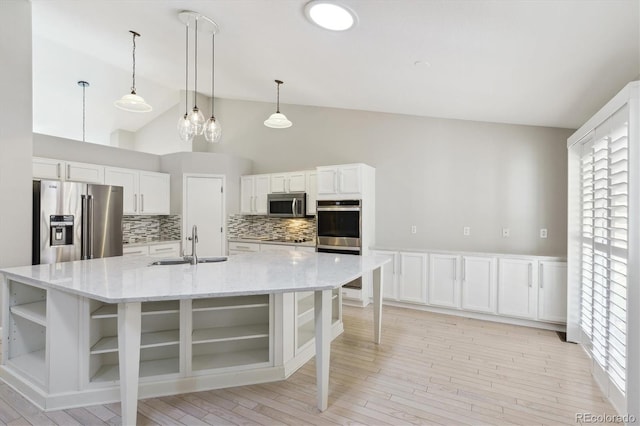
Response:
[317, 244, 361, 252]
[316, 207, 361, 212]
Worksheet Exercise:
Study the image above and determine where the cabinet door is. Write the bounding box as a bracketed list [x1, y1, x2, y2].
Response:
[338, 165, 362, 195]
[497, 258, 538, 319]
[371, 250, 397, 301]
[398, 252, 427, 304]
[538, 261, 567, 323]
[139, 172, 170, 215]
[122, 245, 149, 256]
[260, 243, 294, 252]
[254, 175, 271, 215]
[240, 176, 255, 214]
[461, 256, 496, 314]
[288, 172, 306, 192]
[429, 254, 460, 308]
[316, 167, 338, 195]
[104, 167, 139, 214]
[148, 242, 181, 258]
[33, 157, 63, 180]
[65, 161, 104, 184]
[270, 174, 287, 193]
[306, 171, 317, 215]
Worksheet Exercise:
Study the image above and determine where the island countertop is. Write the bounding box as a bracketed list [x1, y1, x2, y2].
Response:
[0, 251, 390, 303]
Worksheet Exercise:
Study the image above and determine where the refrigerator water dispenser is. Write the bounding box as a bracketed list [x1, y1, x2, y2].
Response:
[49, 215, 74, 246]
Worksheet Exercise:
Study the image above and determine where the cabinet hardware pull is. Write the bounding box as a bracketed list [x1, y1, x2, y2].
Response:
[539, 264, 543, 288]
[134, 194, 137, 213]
[141, 194, 144, 212]
[453, 258, 457, 281]
[154, 247, 173, 252]
[57, 163, 61, 178]
[67, 164, 71, 180]
[462, 258, 466, 281]
[528, 263, 532, 287]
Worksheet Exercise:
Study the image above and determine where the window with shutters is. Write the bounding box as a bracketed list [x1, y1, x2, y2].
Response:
[579, 105, 628, 395]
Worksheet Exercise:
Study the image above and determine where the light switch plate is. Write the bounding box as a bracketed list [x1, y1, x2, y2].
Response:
[540, 228, 548, 238]
[502, 228, 510, 238]
[463, 226, 470, 236]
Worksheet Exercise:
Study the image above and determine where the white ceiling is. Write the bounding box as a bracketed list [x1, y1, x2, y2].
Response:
[32, 0, 640, 145]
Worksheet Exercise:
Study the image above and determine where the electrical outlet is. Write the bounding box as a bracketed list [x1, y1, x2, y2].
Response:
[463, 226, 470, 236]
[411, 225, 417, 234]
[540, 228, 548, 238]
[502, 228, 510, 238]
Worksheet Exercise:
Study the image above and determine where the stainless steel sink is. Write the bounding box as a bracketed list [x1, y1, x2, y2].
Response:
[149, 257, 227, 266]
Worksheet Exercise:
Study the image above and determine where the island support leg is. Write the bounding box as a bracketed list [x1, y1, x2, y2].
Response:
[118, 302, 142, 426]
[314, 289, 331, 411]
[372, 266, 383, 344]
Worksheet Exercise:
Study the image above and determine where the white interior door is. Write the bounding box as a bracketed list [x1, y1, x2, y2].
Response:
[183, 174, 225, 257]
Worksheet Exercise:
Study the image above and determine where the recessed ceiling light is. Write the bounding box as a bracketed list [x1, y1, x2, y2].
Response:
[304, 1, 357, 31]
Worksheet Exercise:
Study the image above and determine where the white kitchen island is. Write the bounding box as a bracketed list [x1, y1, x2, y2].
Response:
[0, 251, 388, 425]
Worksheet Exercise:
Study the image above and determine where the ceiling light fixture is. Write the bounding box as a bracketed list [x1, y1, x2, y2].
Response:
[304, 1, 357, 31]
[264, 80, 292, 129]
[114, 30, 152, 112]
[178, 11, 220, 141]
[177, 20, 194, 143]
[203, 31, 221, 143]
[78, 80, 89, 142]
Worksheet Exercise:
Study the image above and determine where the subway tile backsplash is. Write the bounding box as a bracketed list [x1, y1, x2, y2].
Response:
[122, 215, 181, 244]
[227, 214, 316, 241]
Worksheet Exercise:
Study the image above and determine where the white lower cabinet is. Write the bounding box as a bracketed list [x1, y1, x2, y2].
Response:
[122, 242, 181, 258]
[428, 254, 460, 308]
[228, 242, 260, 256]
[537, 261, 568, 323]
[370, 250, 398, 300]
[497, 258, 538, 320]
[398, 252, 428, 304]
[461, 256, 497, 314]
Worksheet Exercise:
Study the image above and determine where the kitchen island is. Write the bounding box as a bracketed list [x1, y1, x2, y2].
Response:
[0, 251, 388, 425]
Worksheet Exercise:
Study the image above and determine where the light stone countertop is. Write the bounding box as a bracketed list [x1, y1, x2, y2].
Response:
[0, 252, 389, 303]
[370, 245, 566, 261]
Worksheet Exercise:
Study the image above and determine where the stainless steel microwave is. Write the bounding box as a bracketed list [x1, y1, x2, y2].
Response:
[267, 192, 306, 217]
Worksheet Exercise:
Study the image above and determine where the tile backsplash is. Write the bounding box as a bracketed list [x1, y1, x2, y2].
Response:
[123, 215, 181, 244]
[227, 214, 316, 241]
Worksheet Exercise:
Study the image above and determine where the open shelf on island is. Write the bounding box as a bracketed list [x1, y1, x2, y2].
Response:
[192, 324, 268, 344]
[91, 300, 181, 319]
[90, 330, 180, 354]
[10, 301, 47, 327]
[192, 295, 269, 311]
[192, 348, 270, 371]
[8, 349, 46, 386]
[91, 357, 180, 383]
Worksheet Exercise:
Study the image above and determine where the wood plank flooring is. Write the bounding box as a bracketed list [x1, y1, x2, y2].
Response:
[0, 305, 619, 425]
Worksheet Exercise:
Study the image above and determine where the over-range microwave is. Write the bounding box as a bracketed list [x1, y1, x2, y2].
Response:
[267, 192, 307, 217]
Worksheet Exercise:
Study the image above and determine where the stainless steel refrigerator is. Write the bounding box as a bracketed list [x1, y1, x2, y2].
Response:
[33, 180, 123, 265]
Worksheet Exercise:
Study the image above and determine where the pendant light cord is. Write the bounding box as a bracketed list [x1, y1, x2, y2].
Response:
[211, 32, 215, 116]
[276, 81, 281, 113]
[193, 18, 199, 108]
[82, 84, 86, 142]
[185, 23, 189, 115]
[130, 31, 139, 94]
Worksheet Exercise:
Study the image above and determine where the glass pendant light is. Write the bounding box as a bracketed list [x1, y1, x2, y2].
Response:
[203, 32, 222, 143]
[78, 80, 89, 142]
[264, 80, 292, 128]
[114, 31, 152, 113]
[187, 17, 206, 134]
[177, 22, 194, 143]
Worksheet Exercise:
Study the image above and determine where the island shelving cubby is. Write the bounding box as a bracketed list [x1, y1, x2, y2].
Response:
[295, 289, 341, 353]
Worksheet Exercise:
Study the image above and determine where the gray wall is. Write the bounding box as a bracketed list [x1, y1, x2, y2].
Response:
[208, 98, 572, 256]
[34, 133, 161, 171]
[0, 0, 33, 269]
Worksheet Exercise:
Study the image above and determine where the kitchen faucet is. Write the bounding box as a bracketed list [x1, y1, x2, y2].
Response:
[186, 225, 198, 265]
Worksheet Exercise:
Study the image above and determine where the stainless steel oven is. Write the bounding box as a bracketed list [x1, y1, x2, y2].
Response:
[316, 200, 362, 289]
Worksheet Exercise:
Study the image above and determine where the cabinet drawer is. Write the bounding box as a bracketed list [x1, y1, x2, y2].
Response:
[123, 246, 149, 256]
[149, 243, 181, 257]
[228, 242, 260, 252]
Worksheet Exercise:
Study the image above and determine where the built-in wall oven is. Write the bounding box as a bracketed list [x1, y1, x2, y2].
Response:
[316, 200, 362, 289]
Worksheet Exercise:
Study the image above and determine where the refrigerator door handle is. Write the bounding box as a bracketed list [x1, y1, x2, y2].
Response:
[88, 195, 94, 259]
[81, 194, 88, 260]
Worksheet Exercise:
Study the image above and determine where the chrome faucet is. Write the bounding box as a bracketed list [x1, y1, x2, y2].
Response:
[186, 225, 198, 265]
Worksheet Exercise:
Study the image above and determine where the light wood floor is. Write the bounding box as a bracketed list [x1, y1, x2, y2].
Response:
[0, 305, 619, 425]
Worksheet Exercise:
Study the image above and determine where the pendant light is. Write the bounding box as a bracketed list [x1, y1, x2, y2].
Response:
[264, 80, 292, 128]
[187, 17, 206, 134]
[203, 31, 221, 143]
[114, 30, 152, 112]
[177, 21, 194, 143]
[78, 81, 89, 142]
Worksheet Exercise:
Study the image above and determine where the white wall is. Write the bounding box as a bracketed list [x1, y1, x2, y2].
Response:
[0, 0, 33, 269]
[206, 98, 572, 256]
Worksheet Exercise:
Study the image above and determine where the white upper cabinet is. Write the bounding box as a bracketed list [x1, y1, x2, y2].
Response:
[537, 261, 567, 323]
[316, 163, 374, 200]
[104, 167, 170, 215]
[270, 172, 306, 193]
[461, 256, 497, 314]
[428, 254, 460, 309]
[33, 157, 104, 184]
[306, 171, 317, 215]
[497, 258, 538, 320]
[240, 174, 270, 215]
